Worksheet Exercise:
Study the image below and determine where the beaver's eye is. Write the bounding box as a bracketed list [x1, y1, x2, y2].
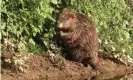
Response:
[56, 21, 60, 25]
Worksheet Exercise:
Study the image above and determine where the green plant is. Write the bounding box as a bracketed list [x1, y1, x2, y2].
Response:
[1, 0, 57, 54]
[69, 0, 133, 59]
[1, 0, 133, 60]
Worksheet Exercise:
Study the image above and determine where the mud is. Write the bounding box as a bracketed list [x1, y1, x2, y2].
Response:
[1, 54, 133, 80]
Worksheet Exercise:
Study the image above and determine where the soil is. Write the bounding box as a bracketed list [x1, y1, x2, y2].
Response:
[1, 54, 133, 80]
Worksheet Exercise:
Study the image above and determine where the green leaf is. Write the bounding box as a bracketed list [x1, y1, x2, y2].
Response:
[29, 38, 35, 45]
[51, 0, 58, 4]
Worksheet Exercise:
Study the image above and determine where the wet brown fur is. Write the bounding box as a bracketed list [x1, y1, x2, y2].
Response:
[57, 8, 99, 69]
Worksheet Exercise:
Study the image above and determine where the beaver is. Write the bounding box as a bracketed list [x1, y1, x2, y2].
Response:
[56, 8, 99, 69]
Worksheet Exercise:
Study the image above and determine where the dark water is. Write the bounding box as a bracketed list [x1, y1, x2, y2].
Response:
[44, 73, 133, 80]
[84, 73, 133, 80]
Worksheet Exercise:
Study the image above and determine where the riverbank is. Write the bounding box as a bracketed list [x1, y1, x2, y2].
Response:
[2, 53, 133, 80]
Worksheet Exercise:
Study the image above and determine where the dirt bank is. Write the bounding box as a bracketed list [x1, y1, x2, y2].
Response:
[2, 55, 133, 80]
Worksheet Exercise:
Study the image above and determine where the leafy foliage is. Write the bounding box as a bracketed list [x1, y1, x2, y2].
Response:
[1, 0, 57, 54]
[1, 0, 133, 59]
[70, 0, 133, 58]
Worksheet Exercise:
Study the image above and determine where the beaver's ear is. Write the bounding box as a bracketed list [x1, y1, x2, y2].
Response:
[70, 13, 76, 18]
[69, 14, 76, 22]
[66, 12, 76, 20]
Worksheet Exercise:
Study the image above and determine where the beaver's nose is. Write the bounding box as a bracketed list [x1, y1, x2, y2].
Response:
[58, 23, 63, 29]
